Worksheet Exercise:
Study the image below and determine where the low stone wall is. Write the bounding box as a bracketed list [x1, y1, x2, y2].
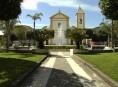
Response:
[73, 48, 113, 54]
[32, 49, 49, 54]
[92, 45, 105, 51]
[73, 49, 89, 54]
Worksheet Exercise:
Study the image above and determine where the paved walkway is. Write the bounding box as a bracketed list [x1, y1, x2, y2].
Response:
[20, 52, 111, 87]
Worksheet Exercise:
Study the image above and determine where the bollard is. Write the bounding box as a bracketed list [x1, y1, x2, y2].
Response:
[70, 49, 73, 56]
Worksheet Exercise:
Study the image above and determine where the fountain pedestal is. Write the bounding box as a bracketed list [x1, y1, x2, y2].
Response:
[58, 29, 63, 45]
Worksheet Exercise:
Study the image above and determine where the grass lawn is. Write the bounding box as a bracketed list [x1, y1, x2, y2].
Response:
[0, 52, 45, 87]
[77, 52, 118, 82]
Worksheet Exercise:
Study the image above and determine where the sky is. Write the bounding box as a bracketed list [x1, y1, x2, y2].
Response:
[19, 0, 104, 29]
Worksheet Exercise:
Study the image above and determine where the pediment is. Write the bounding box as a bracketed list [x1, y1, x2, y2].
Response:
[50, 12, 69, 19]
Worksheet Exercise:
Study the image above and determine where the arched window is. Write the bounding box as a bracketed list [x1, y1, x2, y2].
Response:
[58, 23, 62, 29]
[79, 19, 82, 24]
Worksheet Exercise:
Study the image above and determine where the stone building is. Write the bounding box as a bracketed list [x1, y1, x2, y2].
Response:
[48, 7, 85, 45]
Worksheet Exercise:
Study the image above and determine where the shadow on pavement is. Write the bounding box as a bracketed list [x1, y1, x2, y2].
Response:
[46, 68, 84, 87]
[20, 66, 96, 87]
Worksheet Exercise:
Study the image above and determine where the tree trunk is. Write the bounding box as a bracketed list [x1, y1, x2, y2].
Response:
[33, 20, 36, 46]
[28, 40, 31, 49]
[75, 41, 80, 49]
[6, 20, 10, 52]
[38, 41, 44, 49]
[108, 35, 110, 47]
[33, 20, 35, 30]
[111, 19, 114, 50]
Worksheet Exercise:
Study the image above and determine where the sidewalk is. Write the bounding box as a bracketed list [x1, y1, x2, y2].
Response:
[20, 52, 111, 87]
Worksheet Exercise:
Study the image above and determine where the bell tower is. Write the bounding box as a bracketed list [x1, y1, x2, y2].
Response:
[76, 7, 85, 29]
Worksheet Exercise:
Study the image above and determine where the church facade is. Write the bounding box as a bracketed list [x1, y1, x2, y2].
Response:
[48, 7, 85, 45]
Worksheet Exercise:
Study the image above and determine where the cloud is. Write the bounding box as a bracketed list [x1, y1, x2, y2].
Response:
[21, 0, 100, 12]
[21, 0, 39, 10]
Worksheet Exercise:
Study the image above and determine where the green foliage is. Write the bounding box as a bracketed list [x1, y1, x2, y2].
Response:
[93, 20, 118, 46]
[66, 28, 86, 49]
[11, 25, 32, 45]
[0, 0, 23, 21]
[99, 0, 118, 20]
[85, 29, 93, 39]
[26, 30, 35, 40]
[99, 21, 111, 46]
[0, 21, 5, 30]
[113, 20, 118, 30]
[13, 26, 26, 41]
[5, 19, 21, 46]
[66, 29, 86, 42]
[99, 21, 111, 34]
[0, 0, 23, 52]
[113, 21, 118, 33]
[27, 13, 43, 21]
[27, 13, 43, 30]
[99, 0, 118, 48]
[8, 19, 21, 31]
[113, 20, 118, 45]
[26, 30, 34, 47]
[35, 29, 54, 49]
[92, 27, 108, 42]
[0, 36, 6, 48]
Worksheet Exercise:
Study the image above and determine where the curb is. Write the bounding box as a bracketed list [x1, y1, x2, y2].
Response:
[12, 54, 49, 87]
[73, 54, 118, 87]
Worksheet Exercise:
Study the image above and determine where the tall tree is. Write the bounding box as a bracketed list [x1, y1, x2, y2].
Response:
[99, 21, 111, 46]
[66, 28, 86, 49]
[27, 13, 43, 30]
[27, 13, 43, 45]
[92, 27, 108, 42]
[6, 19, 20, 45]
[99, 0, 118, 49]
[0, 0, 23, 52]
[113, 20, 118, 46]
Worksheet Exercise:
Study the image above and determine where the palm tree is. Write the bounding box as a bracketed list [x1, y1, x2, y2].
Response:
[9, 19, 21, 30]
[0, 19, 20, 51]
[7, 19, 21, 47]
[66, 28, 86, 49]
[27, 13, 43, 30]
[34, 29, 54, 49]
[27, 13, 43, 46]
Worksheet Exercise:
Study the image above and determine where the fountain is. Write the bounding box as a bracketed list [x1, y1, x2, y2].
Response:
[58, 23, 63, 45]
[58, 29, 62, 45]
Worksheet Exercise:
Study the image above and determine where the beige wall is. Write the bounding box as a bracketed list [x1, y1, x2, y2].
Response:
[76, 13, 85, 29]
[52, 19, 68, 30]
[49, 13, 70, 45]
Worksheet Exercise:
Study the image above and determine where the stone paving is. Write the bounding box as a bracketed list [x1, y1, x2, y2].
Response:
[20, 52, 111, 87]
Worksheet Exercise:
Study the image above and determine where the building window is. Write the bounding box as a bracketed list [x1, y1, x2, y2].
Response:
[79, 19, 82, 24]
[58, 23, 62, 29]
